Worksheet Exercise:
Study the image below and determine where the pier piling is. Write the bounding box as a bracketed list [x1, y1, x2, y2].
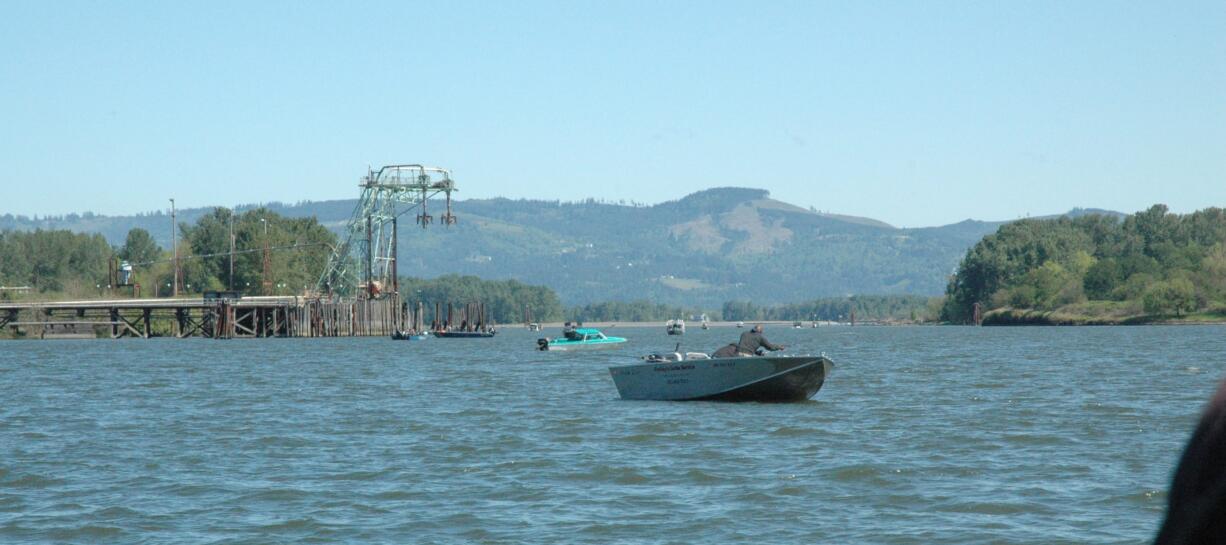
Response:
[0, 295, 406, 340]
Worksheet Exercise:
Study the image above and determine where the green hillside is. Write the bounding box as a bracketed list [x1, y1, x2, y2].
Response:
[1, 188, 1061, 307]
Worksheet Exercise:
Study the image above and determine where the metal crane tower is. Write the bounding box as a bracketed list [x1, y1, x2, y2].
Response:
[316, 164, 457, 297]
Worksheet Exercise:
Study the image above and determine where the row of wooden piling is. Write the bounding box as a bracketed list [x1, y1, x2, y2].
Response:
[216, 297, 408, 338]
[1, 295, 497, 339]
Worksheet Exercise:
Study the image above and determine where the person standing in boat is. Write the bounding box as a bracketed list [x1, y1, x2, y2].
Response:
[714, 324, 785, 357]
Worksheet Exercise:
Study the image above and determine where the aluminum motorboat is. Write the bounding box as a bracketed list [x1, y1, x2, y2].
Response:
[609, 353, 834, 402]
[435, 329, 496, 338]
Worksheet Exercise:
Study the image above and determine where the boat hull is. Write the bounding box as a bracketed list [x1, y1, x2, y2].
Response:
[435, 331, 496, 338]
[391, 331, 429, 340]
[544, 339, 626, 351]
[609, 356, 834, 402]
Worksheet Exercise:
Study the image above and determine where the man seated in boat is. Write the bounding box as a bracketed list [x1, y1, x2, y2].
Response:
[712, 324, 786, 357]
[563, 321, 582, 340]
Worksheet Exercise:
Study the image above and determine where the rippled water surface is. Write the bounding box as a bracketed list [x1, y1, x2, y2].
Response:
[2, 325, 1224, 544]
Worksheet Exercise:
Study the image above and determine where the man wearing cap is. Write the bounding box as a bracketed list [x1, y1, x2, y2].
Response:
[713, 324, 786, 357]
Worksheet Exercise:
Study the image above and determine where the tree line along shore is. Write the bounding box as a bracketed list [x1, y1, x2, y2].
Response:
[3, 203, 1224, 329]
[0, 208, 938, 330]
[941, 205, 1226, 325]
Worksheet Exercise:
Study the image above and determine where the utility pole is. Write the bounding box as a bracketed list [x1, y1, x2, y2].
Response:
[260, 218, 271, 296]
[170, 198, 178, 297]
[365, 215, 373, 299]
[228, 209, 235, 291]
[391, 217, 398, 295]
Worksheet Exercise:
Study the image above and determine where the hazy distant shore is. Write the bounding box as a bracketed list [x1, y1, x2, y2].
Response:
[505, 320, 863, 329]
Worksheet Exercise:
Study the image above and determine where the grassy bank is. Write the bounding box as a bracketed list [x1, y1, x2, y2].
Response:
[983, 301, 1226, 325]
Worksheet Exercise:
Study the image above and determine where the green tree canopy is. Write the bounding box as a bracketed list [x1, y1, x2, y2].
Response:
[118, 228, 161, 265]
[722, 295, 934, 322]
[172, 207, 337, 294]
[941, 205, 1226, 323]
[399, 274, 565, 324]
[0, 229, 112, 293]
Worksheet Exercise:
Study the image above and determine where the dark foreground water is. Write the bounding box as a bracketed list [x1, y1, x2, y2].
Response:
[2, 326, 1224, 544]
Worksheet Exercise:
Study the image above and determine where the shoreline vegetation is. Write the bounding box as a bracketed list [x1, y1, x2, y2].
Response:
[0, 208, 944, 335]
[5, 203, 1226, 332]
[983, 305, 1226, 326]
[941, 204, 1226, 326]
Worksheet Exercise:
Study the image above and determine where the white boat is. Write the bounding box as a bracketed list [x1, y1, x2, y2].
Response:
[666, 319, 686, 335]
[523, 307, 541, 331]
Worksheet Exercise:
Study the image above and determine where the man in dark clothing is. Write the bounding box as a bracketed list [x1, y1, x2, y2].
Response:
[1153, 375, 1226, 544]
[563, 321, 581, 340]
[711, 343, 740, 358]
[732, 324, 784, 356]
[711, 325, 786, 357]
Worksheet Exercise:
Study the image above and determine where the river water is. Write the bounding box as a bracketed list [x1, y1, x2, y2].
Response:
[1, 325, 1223, 544]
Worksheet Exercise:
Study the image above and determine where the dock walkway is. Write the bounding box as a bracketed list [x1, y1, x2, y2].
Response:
[0, 296, 404, 339]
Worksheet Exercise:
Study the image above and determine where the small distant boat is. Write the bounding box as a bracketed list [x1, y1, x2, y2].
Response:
[736, 321, 745, 328]
[435, 329, 496, 338]
[391, 330, 429, 341]
[609, 354, 835, 402]
[440, 302, 496, 338]
[793, 321, 803, 329]
[537, 327, 627, 351]
[701, 321, 709, 330]
[666, 319, 686, 335]
[397, 301, 431, 340]
[524, 307, 541, 331]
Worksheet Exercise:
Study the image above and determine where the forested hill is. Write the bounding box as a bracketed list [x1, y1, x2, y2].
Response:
[0, 188, 1109, 307]
[941, 205, 1226, 324]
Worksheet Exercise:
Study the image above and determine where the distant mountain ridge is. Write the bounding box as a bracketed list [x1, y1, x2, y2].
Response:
[0, 189, 1123, 306]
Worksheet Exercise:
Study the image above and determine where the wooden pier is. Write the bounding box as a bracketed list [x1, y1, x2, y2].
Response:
[0, 295, 407, 339]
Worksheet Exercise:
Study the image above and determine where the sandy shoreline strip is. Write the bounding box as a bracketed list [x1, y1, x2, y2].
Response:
[503, 320, 828, 329]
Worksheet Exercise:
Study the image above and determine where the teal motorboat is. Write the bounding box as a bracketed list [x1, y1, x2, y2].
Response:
[537, 327, 627, 351]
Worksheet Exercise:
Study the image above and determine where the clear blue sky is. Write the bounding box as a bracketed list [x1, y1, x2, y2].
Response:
[2, 1, 1223, 227]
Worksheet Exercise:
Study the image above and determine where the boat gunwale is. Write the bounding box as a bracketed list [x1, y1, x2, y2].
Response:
[609, 355, 832, 401]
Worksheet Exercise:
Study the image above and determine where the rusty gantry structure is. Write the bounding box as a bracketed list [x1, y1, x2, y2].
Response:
[0, 164, 460, 340]
[317, 164, 457, 298]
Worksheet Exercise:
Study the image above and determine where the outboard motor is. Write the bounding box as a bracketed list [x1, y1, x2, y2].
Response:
[537, 338, 550, 351]
[643, 343, 686, 362]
